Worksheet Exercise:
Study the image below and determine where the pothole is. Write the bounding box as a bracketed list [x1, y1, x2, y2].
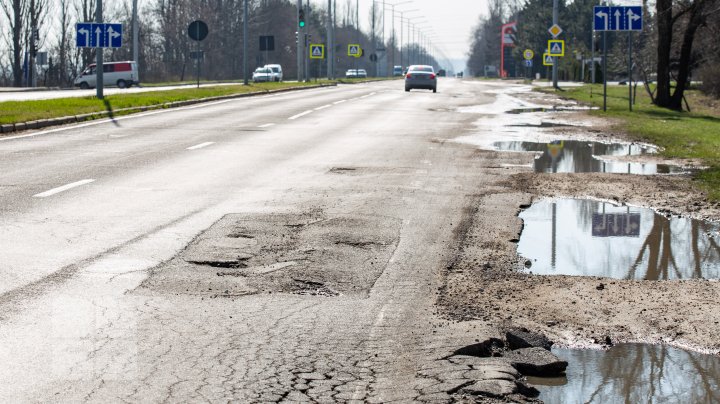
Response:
[491, 139, 686, 174]
[517, 198, 720, 279]
[528, 343, 720, 402]
[136, 212, 400, 297]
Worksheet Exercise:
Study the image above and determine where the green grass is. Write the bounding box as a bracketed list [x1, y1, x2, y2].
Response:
[540, 84, 720, 199]
[0, 81, 332, 126]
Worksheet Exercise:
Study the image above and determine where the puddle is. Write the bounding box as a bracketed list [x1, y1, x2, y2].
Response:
[492, 140, 685, 174]
[527, 344, 720, 403]
[518, 199, 720, 280]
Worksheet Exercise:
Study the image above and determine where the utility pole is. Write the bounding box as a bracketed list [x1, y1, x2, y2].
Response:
[96, 0, 104, 99]
[132, 0, 139, 66]
[327, 0, 333, 79]
[296, 0, 303, 81]
[552, 0, 558, 88]
[243, 0, 248, 85]
[372, 1, 376, 77]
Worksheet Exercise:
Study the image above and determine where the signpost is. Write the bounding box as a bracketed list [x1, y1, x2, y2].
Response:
[348, 44, 361, 57]
[309, 44, 325, 59]
[76, 23, 123, 48]
[523, 49, 534, 60]
[593, 6, 643, 112]
[543, 53, 554, 66]
[188, 20, 209, 88]
[548, 40, 565, 57]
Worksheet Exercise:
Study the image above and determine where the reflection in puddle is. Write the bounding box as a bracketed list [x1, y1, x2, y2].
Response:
[518, 199, 720, 279]
[493, 140, 684, 174]
[528, 344, 720, 403]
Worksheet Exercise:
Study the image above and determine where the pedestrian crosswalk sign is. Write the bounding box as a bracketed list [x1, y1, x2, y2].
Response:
[547, 40, 564, 57]
[543, 53, 554, 66]
[348, 44, 361, 57]
[310, 44, 325, 59]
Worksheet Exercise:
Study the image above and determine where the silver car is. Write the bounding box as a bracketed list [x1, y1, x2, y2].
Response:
[404, 65, 437, 93]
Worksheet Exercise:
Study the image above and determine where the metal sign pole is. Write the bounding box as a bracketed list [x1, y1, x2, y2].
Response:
[96, 0, 104, 99]
[552, 0, 558, 88]
[196, 23, 201, 88]
[243, 0, 248, 85]
[602, 29, 607, 111]
[628, 31, 632, 111]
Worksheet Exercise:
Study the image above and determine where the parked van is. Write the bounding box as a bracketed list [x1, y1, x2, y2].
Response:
[74, 61, 139, 89]
[263, 64, 283, 82]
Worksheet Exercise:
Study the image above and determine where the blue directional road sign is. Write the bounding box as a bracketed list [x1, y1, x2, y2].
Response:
[76, 23, 123, 48]
[525, 60, 533, 67]
[594, 6, 642, 31]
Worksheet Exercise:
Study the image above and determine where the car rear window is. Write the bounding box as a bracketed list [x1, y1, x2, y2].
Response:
[410, 66, 433, 73]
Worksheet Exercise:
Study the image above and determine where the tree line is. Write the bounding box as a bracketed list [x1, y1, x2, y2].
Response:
[467, 0, 718, 110]
[0, 0, 439, 88]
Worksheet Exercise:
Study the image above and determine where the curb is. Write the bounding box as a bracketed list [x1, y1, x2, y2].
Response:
[0, 83, 337, 136]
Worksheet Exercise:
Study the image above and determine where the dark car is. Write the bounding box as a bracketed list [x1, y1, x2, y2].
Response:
[404, 65, 437, 93]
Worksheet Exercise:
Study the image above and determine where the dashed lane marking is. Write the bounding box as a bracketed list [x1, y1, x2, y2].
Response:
[288, 110, 313, 120]
[186, 142, 215, 150]
[33, 179, 95, 198]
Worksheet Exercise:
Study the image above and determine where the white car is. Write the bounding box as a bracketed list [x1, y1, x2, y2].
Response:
[345, 69, 368, 79]
[252, 67, 273, 83]
[74, 61, 139, 89]
[264, 64, 283, 82]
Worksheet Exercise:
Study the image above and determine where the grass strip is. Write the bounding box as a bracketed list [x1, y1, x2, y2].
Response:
[539, 84, 720, 200]
[0, 81, 333, 126]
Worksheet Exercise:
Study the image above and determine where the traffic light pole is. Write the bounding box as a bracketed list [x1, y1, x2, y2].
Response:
[296, 0, 303, 81]
[243, 0, 248, 85]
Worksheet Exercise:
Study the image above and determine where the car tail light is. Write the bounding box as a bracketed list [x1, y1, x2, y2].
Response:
[406, 73, 412, 79]
[430, 73, 436, 79]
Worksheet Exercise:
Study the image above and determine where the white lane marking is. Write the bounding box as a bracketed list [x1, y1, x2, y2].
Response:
[33, 179, 95, 198]
[186, 142, 215, 150]
[314, 104, 332, 111]
[333, 99, 347, 105]
[258, 123, 275, 128]
[288, 110, 313, 120]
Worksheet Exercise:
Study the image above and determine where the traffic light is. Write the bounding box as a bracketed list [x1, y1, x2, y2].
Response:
[295, 31, 299, 44]
[298, 8, 305, 28]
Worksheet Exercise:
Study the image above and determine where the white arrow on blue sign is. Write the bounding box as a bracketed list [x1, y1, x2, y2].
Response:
[594, 6, 642, 31]
[525, 60, 533, 67]
[76, 23, 123, 48]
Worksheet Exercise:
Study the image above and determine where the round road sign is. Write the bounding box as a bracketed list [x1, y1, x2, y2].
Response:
[188, 20, 209, 41]
[523, 49, 534, 60]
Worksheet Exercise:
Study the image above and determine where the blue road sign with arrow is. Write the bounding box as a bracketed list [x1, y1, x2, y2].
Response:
[76, 23, 123, 48]
[594, 6, 642, 31]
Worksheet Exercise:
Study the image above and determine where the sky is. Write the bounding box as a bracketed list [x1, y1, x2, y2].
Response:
[350, 0, 488, 72]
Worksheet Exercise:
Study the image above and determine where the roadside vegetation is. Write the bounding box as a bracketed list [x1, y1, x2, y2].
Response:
[0, 81, 331, 126]
[542, 84, 720, 199]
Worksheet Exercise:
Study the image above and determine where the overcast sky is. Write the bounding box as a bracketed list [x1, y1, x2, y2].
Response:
[349, 0, 488, 71]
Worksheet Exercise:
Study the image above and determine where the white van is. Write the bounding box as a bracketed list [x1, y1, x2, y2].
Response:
[263, 64, 283, 82]
[74, 61, 139, 89]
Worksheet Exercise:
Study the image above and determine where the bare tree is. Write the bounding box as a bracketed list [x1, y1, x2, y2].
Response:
[1, 0, 27, 86]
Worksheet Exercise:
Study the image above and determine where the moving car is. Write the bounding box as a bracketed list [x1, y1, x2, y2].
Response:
[74, 61, 139, 89]
[264, 64, 283, 81]
[393, 65, 403, 76]
[252, 67, 273, 83]
[404, 65, 437, 93]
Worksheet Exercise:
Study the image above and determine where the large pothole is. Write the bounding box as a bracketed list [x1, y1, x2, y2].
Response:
[137, 212, 401, 297]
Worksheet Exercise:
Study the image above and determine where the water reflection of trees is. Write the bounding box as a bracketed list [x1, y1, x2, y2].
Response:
[539, 345, 720, 403]
[630, 215, 720, 280]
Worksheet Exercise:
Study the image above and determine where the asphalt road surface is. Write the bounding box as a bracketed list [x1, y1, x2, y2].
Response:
[0, 79, 529, 402]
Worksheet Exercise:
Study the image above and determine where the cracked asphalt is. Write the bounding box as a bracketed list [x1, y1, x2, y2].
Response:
[0, 79, 538, 402]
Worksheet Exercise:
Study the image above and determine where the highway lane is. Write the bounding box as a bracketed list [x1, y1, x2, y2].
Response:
[0, 78, 517, 402]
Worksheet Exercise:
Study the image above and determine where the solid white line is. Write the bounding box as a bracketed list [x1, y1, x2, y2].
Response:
[258, 123, 275, 128]
[186, 142, 215, 150]
[332, 100, 347, 105]
[33, 179, 95, 198]
[314, 104, 332, 111]
[288, 110, 313, 120]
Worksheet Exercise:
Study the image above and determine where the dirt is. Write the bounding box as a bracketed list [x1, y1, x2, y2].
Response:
[438, 87, 720, 357]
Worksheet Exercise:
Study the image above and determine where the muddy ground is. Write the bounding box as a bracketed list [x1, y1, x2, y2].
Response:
[439, 86, 720, 358]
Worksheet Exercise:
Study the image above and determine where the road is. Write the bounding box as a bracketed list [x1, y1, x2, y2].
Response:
[0, 79, 532, 402]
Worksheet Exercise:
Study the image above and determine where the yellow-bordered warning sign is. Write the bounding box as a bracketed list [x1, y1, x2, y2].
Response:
[310, 44, 325, 59]
[548, 40, 565, 57]
[543, 53, 554, 66]
[348, 44, 361, 57]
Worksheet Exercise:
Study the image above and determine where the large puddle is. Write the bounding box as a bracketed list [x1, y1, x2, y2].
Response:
[493, 140, 685, 174]
[518, 199, 720, 280]
[527, 344, 720, 403]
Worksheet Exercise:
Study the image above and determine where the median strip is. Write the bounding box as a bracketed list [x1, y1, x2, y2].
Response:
[33, 179, 95, 198]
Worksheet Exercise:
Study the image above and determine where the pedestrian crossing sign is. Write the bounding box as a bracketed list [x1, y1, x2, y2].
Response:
[547, 40, 564, 57]
[543, 53, 554, 66]
[348, 44, 361, 57]
[310, 44, 325, 59]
